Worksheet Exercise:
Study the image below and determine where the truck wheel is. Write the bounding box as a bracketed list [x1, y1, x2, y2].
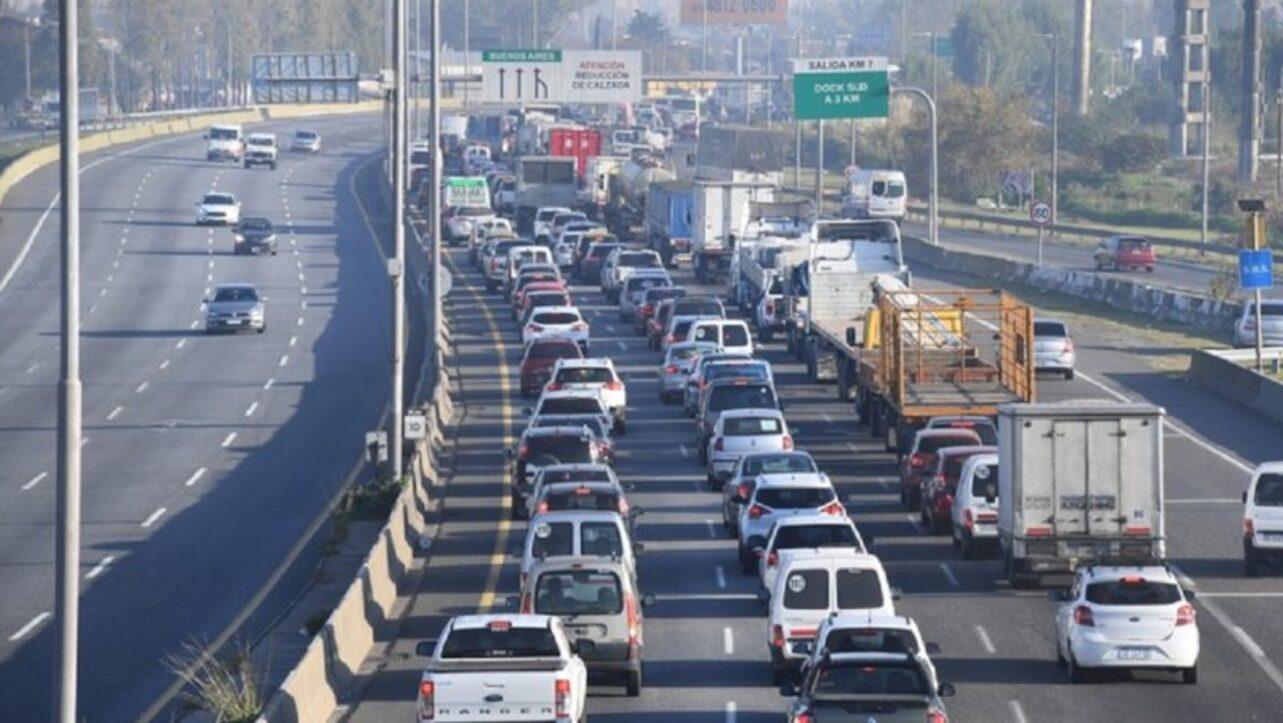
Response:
[625, 668, 643, 697]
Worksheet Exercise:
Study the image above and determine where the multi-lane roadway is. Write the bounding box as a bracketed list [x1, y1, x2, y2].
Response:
[342, 238, 1283, 721]
[0, 114, 391, 720]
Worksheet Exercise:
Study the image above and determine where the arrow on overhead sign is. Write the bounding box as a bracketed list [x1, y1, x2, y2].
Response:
[534, 68, 548, 99]
[497, 67, 507, 98]
[515, 68, 524, 98]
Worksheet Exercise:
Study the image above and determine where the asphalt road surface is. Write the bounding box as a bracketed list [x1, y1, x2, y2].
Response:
[342, 243, 1283, 721]
[0, 114, 391, 720]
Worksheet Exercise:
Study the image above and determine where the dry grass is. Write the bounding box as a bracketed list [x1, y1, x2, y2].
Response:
[165, 639, 263, 723]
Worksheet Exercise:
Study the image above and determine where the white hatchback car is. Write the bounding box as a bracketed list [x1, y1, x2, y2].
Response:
[523, 306, 589, 351]
[737, 473, 842, 573]
[1243, 461, 1283, 576]
[545, 358, 628, 434]
[1052, 564, 1199, 684]
[704, 408, 792, 486]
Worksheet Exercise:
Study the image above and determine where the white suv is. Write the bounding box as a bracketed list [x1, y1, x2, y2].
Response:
[545, 358, 628, 434]
[1052, 564, 1199, 684]
[1243, 461, 1283, 576]
[243, 133, 278, 170]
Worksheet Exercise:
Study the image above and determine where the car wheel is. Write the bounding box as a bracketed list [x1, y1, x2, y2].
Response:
[257, 326, 266, 334]
[1064, 369, 1075, 380]
[1182, 665, 1198, 685]
[624, 668, 642, 697]
[1245, 543, 1261, 578]
[271, 248, 277, 256]
[1055, 638, 1067, 667]
[1068, 650, 1090, 684]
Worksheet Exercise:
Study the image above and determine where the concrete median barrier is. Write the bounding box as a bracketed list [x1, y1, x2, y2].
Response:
[903, 235, 1240, 331]
[1187, 348, 1283, 426]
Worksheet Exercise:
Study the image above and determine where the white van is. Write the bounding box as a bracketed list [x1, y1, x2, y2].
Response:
[519, 510, 638, 590]
[464, 143, 493, 174]
[687, 319, 753, 357]
[950, 452, 1000, 559]
[841, 169, 907, 222]
[764, 550, 896, 683]
[206, 124, 244, 162]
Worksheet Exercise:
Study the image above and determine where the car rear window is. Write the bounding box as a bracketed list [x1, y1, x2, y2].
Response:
[534, 570, 622, 615]
[672, 320, 695, 339]
[531, 521, 573, 557]
[745, 454, 817, 475]
[1034, 321, 1068, 337]
[915, 433, 980, 455]
[539, 469, 611, 484]
[441, 627, 560, 658]
[724, 417, 783, 435]
[836, 568, 885, 609]
[1255, 473, 1283, 506]
[1085, 579, 1182, 605]
[669, 345, 710, 363]
[970, 463, 999, 499]
[526, 342, 582, 362]
[690, 323, 722, 344]
[544, 487, 619, 513]
[709, 384, 777, 412]
[1251, 302, 1283, 317]
[530, 417, 608, 438]
[540, 398, 602, 415]
[524, 436, 593, 463]
[626, 276, 669, 293]
[722, 324, 749, 347]
[939, 453, 977, 486]
[618, 252, 660, 268]
[580, 522, 623, 557]
[533, 312, 579, 325]
[775, 525, 859, 551]
[588, 244, 623, 260]
[756, 487, 835, 510]
[645, 288, 686, 303]
[555, 367, 613, 384]
[674, 299, 724, 317]
[823, 628, 919, 655]
[782, 568, 829, 610]
[213, 287, 257, 303]
[1118, 239, 1151, 252]
[811, 661, 929, 696]
[528, 292, 570, 309]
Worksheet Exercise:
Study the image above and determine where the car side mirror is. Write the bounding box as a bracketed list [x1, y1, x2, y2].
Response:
[414, 640, 436, 657]
[778, 679, 797, 696]
[938, 682, 956, 698]
[633, 542, 645, 554]
[641, 593, 657, 608]
[629, 506, 645, 518]
[1183, 588, 1197, 602]
[925, 641, 941, 655]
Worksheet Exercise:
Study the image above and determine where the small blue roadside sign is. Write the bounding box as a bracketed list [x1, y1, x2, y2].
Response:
[1240, 249, 1275, 290]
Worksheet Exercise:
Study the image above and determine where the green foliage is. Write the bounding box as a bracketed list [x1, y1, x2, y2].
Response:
[1097, 133, 1167, 174]
[949, 0, 1071, 94]
[625, 10, 667, 46]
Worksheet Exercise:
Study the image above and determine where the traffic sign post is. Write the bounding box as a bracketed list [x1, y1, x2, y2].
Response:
[403, 412, 427, 441]
[1239, 249, 1274, 290]
[792, 57, 890, 121]
[1030, 201, 1053, 266]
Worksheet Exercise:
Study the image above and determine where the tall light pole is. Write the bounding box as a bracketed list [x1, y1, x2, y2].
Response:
[892, 86, 938, 245]
[391, 0, 408, 482]
[55, 0, 83, 720]
[413, 0, 422, 140]
[24, 21, 33, 98]
[463, 0, 471, 107]
[1201, 78, 1211, 255]
[533, 0, 539, 49]
[1042, 32, 1060, 232]
[430, 0, 443, 359]
[913, 32, 938, 105]
[702, 1, 708, 72]
[611, 0, 618, 51]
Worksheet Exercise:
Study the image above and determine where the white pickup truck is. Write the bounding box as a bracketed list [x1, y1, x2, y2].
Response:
[416, 614, 589, 722]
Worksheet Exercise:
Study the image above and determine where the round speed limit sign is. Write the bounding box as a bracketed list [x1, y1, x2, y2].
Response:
[1030, 201, 1053, 228]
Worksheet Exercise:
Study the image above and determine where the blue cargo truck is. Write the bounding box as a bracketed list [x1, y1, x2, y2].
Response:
[645, 180, 693, 268]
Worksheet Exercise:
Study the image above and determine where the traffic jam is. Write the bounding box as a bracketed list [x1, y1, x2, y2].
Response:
[407, 101, 1268, 722]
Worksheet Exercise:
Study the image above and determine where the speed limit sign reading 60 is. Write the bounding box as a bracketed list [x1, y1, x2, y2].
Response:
[1030, 201, 1053, 228]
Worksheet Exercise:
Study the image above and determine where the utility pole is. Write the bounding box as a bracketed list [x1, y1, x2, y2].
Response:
[702, 1, 708, 72]
[533, 0, 539, 49]
[391, 0, 407, 482]
[1240, 0, 1262, 182]
[55, 0, 83, 720]
[849, 120, 857, 167]
[815, 120, 824, 215]
[413, 0, 422, 140]
[430, 0, 443, 361]
[463, 0, 471, 107]
[1051, 33, 1060, 233]
[1202, 78, 1211, 255]
[1073, 0, 1093, 116]
[1276, 81, 1282, 198]
[611, 0, 618, 51]
[24, 21, 32, 98]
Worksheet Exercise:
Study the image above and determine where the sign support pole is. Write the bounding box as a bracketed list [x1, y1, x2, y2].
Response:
[815, 120, 825, 215]
[391, 0, 407, 482]
[1037, 226, 1045, 266]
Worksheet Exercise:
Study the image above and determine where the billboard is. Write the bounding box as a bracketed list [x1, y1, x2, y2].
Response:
[679, 0, 789, 26]
[481, 50, 642, 104]
[251, 52, 359, 103]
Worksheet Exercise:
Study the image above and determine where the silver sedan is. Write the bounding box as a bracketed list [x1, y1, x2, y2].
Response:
[204, 283, 266, 334]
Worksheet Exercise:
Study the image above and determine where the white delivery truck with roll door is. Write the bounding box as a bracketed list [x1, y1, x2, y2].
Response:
[997, 401, 1166, 589]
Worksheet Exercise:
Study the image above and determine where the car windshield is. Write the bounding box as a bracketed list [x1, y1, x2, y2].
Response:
[203, 194, 235, 205]
[1255, 473, 1283, 506]
[782, 569, 828, 610]
[1250, 302, 1283, 317]
[531, 417, 608, 438]
[294, 131, 316, 140]
[756, 486, 834, 510]
[1118, 239, 1151, 252]
[543, 487, 620, 513]
[627, 276, 669, 292]
[916, 434, 980, 455]
[556, 367, 613, 384]
[1086, 578, 1182, 605]
[709, 384, 777, 412]
[536, 210, 560, 222]
[1035, 321, 1068, 337]
[970, 463, 999, 499]
[440, 627, 560, 659]
[533, 312, 580, 325]
[239, 218, 271, 231]
[744, 454, 816, 476]
[540, 398, 603, 415]
[525, 435, 593, 463]
[939, 453, 980, 486]
[553, 214, 585, 226]
[209, 128, 239, 141]
[811, 661, 929, 697]
[588, 244, 623, 260]
[534, 571, 622, 615]
[836, 568, 884, 609]
[212, 287, 257, 303]
[723, 416, 783, 436]
[247, 136, 272, 147]
[775, 525, 859, 551]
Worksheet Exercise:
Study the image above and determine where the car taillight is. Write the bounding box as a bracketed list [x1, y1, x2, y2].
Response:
[665, 333, 676, 343]
[749, 504, 767, 519]
[767, 551, 779, 568]
[963, 508, 974, 530]
[770, 624, 785, 649]
[794, 711, 814, 723]
[1073, 605, 1095, 627]
[1026, 526, 1052, 537]
[640, 304, 653, 315]
[1123, 525, 1151, 536]
[926, 710, 948, 723]
[571, 322, 588, 331]
[737, 483, 750, 500]
[1245, 517, 1256, 538]
[821, 501, 844, 516]
[618, 497, 630, 515]
[1176, 603, 1196, 626]
[419, 680, 435, 719]
[605, 380, 623, 391]
[545, 382, 563, 391]
[536, 501, 548, 514]
[554, 679, 571, 719]
[909, 452, 928, 469]
[664, 364, 679, 374]
[518, 444, 529, 459]
[528, 323, 544, 333]
[714, 437, 724, 452]
[782, 435, 793, 450]
[626, 595, 640, 646]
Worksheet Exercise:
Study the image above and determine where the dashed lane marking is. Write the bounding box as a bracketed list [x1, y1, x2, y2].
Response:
[21, 472, 47, 491]
[86, 556, 114, 580]
[244, 402, 258, 417]
[8, 612, 50, 642]
[184, 468, 207, 487]
[221, 432, 238, 448]
[975, 624, 996, 653]
[140, 507, 167, 528]
[106, 406, 123, 421]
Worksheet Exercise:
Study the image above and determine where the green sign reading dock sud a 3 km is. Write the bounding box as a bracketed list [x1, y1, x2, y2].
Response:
[792, 56, 890, 120]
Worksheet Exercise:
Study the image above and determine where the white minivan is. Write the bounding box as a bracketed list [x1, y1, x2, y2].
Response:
[950, 452, 1000, 559]
[687, 319, 753, 357]
[764, 550, 896, 683]
[519, 510, 639, 590]
[1243, 461, 1283, 576]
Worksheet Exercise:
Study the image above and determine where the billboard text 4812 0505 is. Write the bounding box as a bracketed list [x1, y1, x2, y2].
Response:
[679, 0, 789, 26]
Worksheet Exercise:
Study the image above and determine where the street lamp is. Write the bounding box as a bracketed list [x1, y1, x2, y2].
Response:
[912, 32, 938, 104]
[891, 84, 939, 246]
[1041, 32, 1060, 232]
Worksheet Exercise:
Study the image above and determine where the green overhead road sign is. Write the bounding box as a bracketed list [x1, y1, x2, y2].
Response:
[444, 176, 490, 208]
[792, 56, 890, 121]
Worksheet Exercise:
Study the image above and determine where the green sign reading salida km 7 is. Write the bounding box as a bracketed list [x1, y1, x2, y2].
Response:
[792, 57, 890, 121]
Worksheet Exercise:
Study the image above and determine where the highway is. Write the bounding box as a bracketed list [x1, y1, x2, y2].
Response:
[342, 243, 1283, 721]
[0, 113, 392, 720]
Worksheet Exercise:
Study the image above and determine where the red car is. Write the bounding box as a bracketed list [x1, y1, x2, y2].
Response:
[511, 278, 567, 319]
[519, 337, 583, 397]
[635, 287, 687, 335]
[1094, 235, 1156, 273]
[921, 445, 996, 534]
[898, 428, 982, 510]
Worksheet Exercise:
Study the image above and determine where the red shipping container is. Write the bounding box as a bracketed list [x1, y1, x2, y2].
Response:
[548, 127, 603, 181]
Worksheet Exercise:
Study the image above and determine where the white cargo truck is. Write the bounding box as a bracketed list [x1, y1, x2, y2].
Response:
[997, 401, 1166, 588]
[690, 179, 776, 283]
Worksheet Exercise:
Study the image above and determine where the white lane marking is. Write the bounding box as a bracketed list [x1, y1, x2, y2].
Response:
[1173, 563, 1283, 694]
[975, 624, 996, 654]
[25, 363, 37, 374]
[135, 381, 149, 393]
[175, 339, 186, 350]
[263, 378, 275, 390]
[606, 324, 617, 333]
[86, 556, 114, 580]
[80, 436, 89, 447]
[616, 340, 627, 351]
[939, 562, 961, 588]
[106, 274, 114, 283]
[846, 441, 859, 452]
[88, 303, 97, 314]
[288, 336, 298, 347]
[725, 701, 737, 723]
[106, 405, 123, 421]
[21, 472, 47, 491]
[679, 444, 690, 458]
[1010, 700, 1028, 723]
[300, 286, 308, 294]
[158, 359, 170, 371]
[706, 520, 717, 539]
[296, 317, 304, 327]
[221, 432, 238, 448]
[8, 612, 50, 642]
[822, 412, 834, 423]
[244, 401, 259, 417]
[278, 354, 289, 367]
[297, 272, 305, 282]
[1167, 498, 1239, 505]
[723, 627, 734, 655]
[715, 565, 727, 589]
[140, 507, 167, 528]
[184, 467, 208, 487]
[1199, 592, 1283, 598]
[207, 260, 214, 269]
[907, 513, 926, 534]
[190, 320, 200, 330]
[112, 260, 119, 269]
[98, 288, 107, 297]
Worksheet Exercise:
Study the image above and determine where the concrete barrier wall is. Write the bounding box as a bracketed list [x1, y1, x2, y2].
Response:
[903, 235, 1241, 331]
[1187, 348, 1283, 426]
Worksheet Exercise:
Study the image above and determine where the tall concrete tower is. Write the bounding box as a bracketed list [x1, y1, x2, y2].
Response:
[1170, 0, 1210, 157]
[1239, 0, 1262, 182]
[1073, 0, 1093, 116]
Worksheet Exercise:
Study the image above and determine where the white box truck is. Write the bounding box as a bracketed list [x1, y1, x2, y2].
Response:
[997, 401, 1166, 588]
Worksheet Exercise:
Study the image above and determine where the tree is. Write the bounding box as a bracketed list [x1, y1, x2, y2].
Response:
[625, 10, 666, 46]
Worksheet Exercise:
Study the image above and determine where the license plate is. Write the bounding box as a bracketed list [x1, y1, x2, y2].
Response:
[226, 319, 243, 325]
[1262, 532, 1283, 542]
[1118, 648, 1150, 661]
